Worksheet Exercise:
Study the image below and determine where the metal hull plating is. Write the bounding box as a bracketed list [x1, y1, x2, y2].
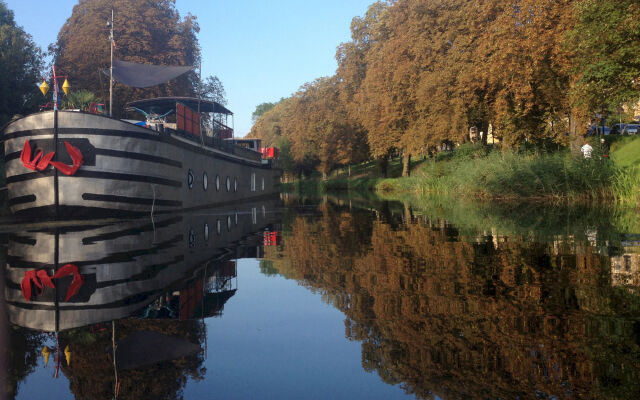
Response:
[3, 111, 280, 217]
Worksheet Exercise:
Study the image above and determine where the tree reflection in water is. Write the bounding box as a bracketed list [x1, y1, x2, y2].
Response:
[60, 319, 206, 400]
[266, 200, 640, 400]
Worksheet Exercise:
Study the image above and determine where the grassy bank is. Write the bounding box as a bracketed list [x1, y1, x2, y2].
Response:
[283, 138, 640, 204]
[381, 147, 617, 200]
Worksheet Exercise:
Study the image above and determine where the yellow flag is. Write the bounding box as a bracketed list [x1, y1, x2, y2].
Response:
[64, 345, 71, 366]
[39, 80, 50, 96]
[62, 79, 71, 95]
[41, 346, 52, 367]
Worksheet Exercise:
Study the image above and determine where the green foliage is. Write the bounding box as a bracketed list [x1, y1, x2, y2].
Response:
[275, 136, 294, 172]
[568, 0, 640, 112]
[61, 89, 101, 111]
[252, 101, 279, 122]
[449, 143, 491, 161]
[0, 0, 44, 126]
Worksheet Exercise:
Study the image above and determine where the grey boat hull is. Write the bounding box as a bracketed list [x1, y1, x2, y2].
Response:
[3, 110, 280, 217]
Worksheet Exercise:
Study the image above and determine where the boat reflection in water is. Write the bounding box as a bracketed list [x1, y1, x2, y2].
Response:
[3, 197, 281, 398]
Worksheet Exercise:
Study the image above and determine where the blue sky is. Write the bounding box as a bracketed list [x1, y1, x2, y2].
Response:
[5, 0, 373, 135]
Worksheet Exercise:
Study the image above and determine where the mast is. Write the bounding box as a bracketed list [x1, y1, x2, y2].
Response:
[109, 9, 114, 117]
[198, 60, 203, 144]
[52, 65, 59, 111]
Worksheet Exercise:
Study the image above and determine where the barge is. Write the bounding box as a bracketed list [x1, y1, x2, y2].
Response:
[2, 96, 280, 218]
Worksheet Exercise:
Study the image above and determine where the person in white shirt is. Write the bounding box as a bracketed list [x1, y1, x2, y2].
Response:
[581, 143, 593, 158]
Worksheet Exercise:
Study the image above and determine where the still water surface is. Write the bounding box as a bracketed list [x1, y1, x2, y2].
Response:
[2, 197, 640, 399]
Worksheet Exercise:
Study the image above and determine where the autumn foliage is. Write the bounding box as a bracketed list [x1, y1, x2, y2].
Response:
[251, 0, 640, 177]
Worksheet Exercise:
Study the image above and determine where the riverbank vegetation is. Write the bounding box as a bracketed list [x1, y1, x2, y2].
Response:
[252, 0, 640, 201]
[284, 136, 640, 204]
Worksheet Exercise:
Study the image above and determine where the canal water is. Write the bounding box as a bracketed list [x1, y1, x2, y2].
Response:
[2, 196, 640, 399]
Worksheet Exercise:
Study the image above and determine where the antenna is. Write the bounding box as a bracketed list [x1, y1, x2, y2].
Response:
[108, 9, 114, 117]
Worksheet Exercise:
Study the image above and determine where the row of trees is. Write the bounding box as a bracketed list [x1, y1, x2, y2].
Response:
[250, 0, 640, 177]
[0, 0, 227, 126]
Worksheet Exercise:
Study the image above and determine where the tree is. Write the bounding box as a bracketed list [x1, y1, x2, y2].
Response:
[53, 0, 201, 117]
[473, 0, 575, 145]
[336, 2, 392, 174]
[0, 0, 44, 126]
[249, 98, 291, 147]
[252, 101, 279, 123]
[568, 0, 640, 119]
[200, 75, 226, 105]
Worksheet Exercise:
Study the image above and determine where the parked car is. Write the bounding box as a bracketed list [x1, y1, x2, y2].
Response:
[611, 123, 626, 135]
[623, 124, 640, 135]
[587, 125, 611, 136]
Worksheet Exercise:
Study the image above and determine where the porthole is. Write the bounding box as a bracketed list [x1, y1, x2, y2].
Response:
[216, 175, 220, 191]
[187, 169, 194, 189]
[204, 223, 209, 241]
[261, 177, 265, 191]
[203, 172, 208, 190]
[227, 216, 232, 232]
[216, 219, 222, 235]
[188, 228, 196, 248]
[234, 177, 238, 192]
[226, 176, 231, 192]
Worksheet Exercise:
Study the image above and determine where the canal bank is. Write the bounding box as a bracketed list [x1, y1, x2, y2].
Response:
[283, 136, 640, 206]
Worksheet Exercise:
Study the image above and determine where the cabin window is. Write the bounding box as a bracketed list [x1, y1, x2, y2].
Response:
[226, 176, 231, 192]
[187, 169, 194, 189]
[227, 216, 232, 232]
[251, 173, 256, 192]
[216, 175, 220, 191]
[261, 177, 265, 191]
[234, 177, 238, 192]
[216, 219, 222, 235]
[204, 223, 209, 241]
[203, 172, 208, 190]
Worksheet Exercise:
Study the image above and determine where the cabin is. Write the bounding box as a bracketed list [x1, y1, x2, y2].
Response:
[125, 97, 262, 162]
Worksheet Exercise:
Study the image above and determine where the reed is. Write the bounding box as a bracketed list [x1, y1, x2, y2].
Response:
[284, 140, 640, 203]
[389, 149, 618, 200]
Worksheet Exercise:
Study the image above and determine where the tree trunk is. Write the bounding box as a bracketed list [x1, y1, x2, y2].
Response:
[402, 153, 411, 177]
[322, 171, 328, 181]
[348, 165, 351, 177]
[569, 108, 588, 155]
[378, 156, 389, 178]
[481, 121, 489, 146]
